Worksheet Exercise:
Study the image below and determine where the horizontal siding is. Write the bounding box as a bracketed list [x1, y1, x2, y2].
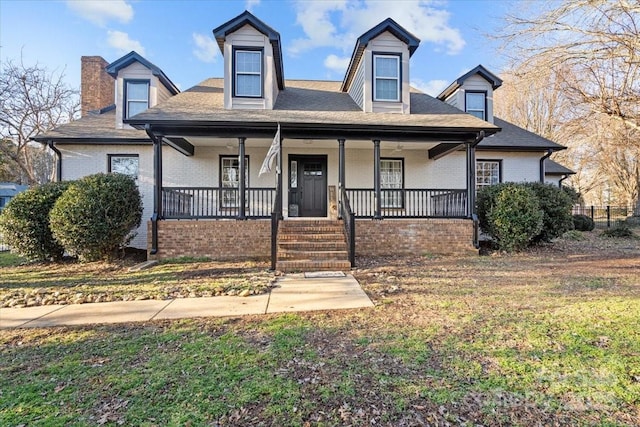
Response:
[348, 58, 365, 109]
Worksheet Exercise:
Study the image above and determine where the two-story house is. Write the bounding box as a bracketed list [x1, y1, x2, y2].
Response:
[33, 11, 569, 271]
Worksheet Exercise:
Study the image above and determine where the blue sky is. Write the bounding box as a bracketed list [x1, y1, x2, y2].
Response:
[1, 0, 513, 96]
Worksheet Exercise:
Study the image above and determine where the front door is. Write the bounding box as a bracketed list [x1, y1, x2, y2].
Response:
[289, 155, 327, 217]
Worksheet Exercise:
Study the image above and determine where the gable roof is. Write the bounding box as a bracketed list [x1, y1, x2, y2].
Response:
[477, 117, 565, 151]
[212, 10, 285, 90]
[437, 64, 503, 101]
[341, 18, 420, 92]
[106, 51, 180, 95]
[545, 159, 575, 175]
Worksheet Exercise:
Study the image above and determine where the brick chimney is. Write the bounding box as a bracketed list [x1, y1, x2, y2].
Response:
[80, 56, 115, 116]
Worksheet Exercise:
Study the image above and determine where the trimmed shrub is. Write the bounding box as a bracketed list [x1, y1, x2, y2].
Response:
[523, 182, 574, 243]
[477, 183, 543, 252]
[50, 173, 142, 261]
[0, 182, 70, 261]
[573, 214, 595, 231]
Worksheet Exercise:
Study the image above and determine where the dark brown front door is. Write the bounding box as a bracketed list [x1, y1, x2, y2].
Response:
[289, 155, 327, 217]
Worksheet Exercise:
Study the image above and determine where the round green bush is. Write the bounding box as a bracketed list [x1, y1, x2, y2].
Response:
[573, 214, 595, 231]
[0, 182, 70, 261]
[523, 182, 574, 243]
[477, 183, 543, 252]
[49, 173, 142, 261]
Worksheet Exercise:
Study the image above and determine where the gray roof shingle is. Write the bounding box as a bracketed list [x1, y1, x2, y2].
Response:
[478, 117, 565, 151]
[32, 109, 149, 143]
[125, 78, 498, 131]
[545, 159, 575, 175]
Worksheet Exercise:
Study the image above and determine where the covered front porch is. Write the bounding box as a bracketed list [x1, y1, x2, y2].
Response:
[139, 122, 486, 269]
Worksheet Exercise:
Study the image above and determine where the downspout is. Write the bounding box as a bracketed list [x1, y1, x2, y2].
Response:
[540, 149, 553, 183]
[558, 174, 569, 188]
[47, 140, 62, 182]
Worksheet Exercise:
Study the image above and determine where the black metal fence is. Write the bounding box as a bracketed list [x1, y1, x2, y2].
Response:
[572, 205, 639, 228]
[345, 188, 467, 218]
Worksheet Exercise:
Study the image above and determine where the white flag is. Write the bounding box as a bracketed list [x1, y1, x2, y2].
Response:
[259, 123, 281, 176]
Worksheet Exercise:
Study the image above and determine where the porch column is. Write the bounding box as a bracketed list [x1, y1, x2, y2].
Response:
[466, 142, 476, 218]
[338, 138, 345, 215]
[277, 131, 283, 218]
[147, 126, 163, 255]
[238, 137, 246, 220]
[373, 139, 382, 219]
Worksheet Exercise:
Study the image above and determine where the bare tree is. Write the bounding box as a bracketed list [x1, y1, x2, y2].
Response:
[0, 59, 79, 185]
[496, 0, 640, 211]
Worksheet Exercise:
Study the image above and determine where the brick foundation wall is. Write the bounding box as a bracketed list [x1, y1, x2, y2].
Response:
[147, 220, 271, 261]
[81, 56, 115, 116]
[355, 219, 477, 256]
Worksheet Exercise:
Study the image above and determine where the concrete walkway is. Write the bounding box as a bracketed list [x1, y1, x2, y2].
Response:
[0, 273, 373, 329]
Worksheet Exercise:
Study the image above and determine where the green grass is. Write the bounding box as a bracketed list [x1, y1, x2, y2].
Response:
[1, 236, 639, 425]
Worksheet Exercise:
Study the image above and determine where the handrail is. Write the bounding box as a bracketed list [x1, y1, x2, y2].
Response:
[270, 184, 282, 271]
[339, 186, 356, 267]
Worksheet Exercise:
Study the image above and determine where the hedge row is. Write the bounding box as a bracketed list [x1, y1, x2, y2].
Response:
[0, 173, 142, 262]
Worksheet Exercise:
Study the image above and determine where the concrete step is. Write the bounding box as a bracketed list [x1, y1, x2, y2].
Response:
[278, 250, 349, 260]
[276, 259, 352, 272]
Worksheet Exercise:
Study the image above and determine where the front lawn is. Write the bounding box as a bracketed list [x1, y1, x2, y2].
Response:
[0, 257, 274, 307]
[1, 231, 639, 425]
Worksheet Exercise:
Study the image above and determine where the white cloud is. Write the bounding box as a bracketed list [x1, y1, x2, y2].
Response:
[324, 54, 350, 74]
[107, 30, 145, 55]
[67, 0, 133, 26]
[411, 78, 449, 97]
[289, 1, 349, 56]
[192, 33, 218, 63]
[245, 0, 260, 11]
[289, 0, 465, 57]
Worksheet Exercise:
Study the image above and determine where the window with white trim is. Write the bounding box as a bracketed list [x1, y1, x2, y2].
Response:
[234, 50, 262, 97]
[220, 156, 249, 208]
[465, 92, 486, 120]
[373, 54, 400, 102]
[125, 80, 149, 119]
[381, 158, 403, 208]
[476, 160, 501, 189]
[109, 154, 139, 178]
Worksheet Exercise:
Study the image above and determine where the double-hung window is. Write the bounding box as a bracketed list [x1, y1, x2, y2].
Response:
[381, 158, 403, 208]
[221, 156, 249, 208]
[234, 49, 262, 97]
[108, 154, 139, 178]
[465, 91, 486, 120]
[373, 54, 400, 102]
[124, 80, 149, 119]
[476, 160, 501, 190]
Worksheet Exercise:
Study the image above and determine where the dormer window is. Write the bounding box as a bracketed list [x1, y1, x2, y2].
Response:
[234, 49, 263, 98]
[465, 91, 486, 120]
[373, 54, 400, 102]
[124, 80, 150, 119]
